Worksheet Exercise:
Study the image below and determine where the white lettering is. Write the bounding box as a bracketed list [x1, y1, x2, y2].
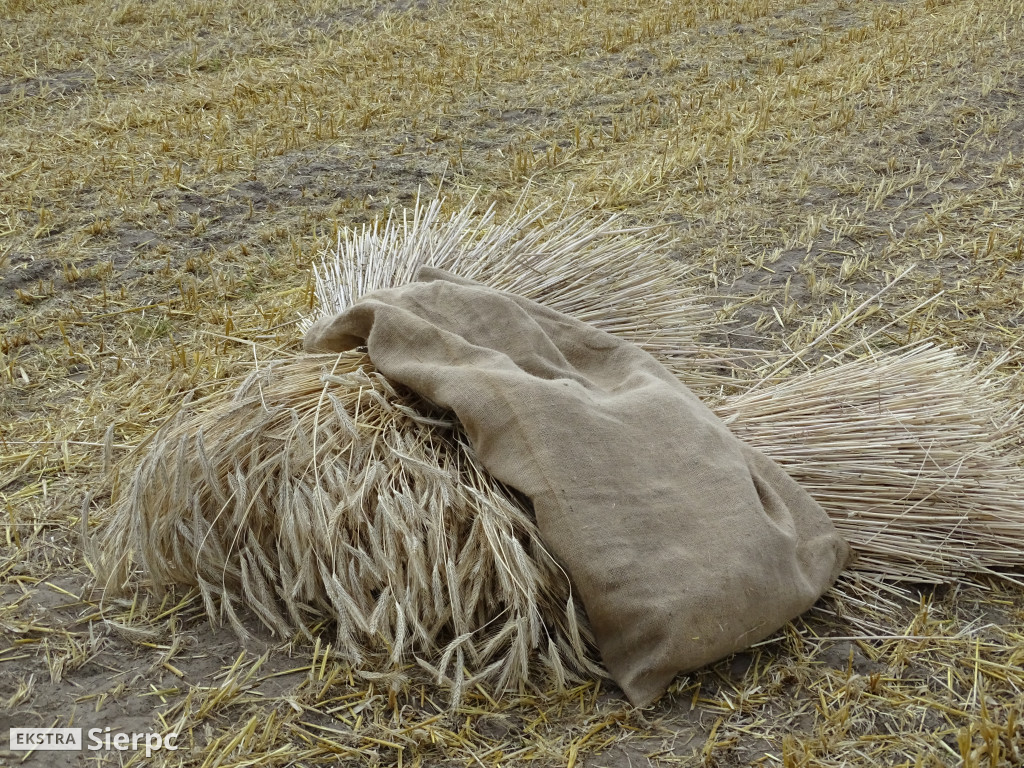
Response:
[13, 726, 178, 755]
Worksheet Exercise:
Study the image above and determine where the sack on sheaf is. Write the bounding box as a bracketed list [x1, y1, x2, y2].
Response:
[305, 268, 850, 705]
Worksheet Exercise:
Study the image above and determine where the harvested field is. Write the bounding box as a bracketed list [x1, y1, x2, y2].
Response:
[2, 0, 1024, 765]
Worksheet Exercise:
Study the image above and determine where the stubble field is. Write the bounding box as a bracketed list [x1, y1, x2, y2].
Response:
[2, 0, 1024, 765]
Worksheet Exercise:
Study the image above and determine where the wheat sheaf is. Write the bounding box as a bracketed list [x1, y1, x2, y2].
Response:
[91, 197, 1024, 703]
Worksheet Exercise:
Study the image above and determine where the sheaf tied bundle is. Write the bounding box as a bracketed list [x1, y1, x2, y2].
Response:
[92, 198, 1024, 703]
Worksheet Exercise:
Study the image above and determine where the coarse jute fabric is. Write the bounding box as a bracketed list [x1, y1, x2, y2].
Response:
[304, 267, 851, 706]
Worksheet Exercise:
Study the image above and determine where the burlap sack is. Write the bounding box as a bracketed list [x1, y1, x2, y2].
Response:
[304, 268, 850, 706]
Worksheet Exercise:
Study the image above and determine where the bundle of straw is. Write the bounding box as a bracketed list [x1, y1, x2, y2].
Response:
[94, 199, 716, 698]
[302, 197, 730, 385]
[720, 345, 1024, 585]
[97, 351, 604, 700]
[92, 198, 1024, 701]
